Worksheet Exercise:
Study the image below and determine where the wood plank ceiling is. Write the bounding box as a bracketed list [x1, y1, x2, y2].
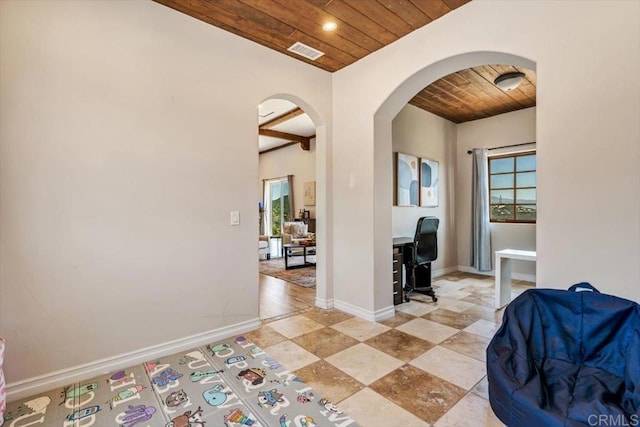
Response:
[411, 65, 537, 123]
[153, 1, 536, 124]
[152, 0, 471, 72]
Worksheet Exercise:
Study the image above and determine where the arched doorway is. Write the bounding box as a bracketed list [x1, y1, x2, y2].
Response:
[256, 94, 331, 319]
[331, 52, 536, 320]
[371, 52, 537, 317]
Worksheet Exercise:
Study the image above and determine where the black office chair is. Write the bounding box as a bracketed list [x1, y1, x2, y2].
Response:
[404, 216, 439, 302]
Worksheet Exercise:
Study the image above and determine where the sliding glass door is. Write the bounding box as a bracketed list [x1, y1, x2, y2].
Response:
[264, 177, 291, 236]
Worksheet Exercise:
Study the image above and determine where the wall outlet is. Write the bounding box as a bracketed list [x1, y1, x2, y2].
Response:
[230, 211, 240, 226]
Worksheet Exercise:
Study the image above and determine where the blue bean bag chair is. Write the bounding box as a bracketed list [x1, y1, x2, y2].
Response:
[487, 283, 640, 426]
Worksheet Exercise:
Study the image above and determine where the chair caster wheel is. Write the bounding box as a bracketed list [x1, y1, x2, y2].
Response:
[432, 296, 438, 302]
[404, 295, 411, 303]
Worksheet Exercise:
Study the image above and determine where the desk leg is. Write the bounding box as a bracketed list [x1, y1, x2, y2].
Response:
[404, 265, 413, 290]
[495, 255, 512, 308]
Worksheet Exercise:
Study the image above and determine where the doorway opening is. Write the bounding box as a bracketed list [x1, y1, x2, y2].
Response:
[263, 176, 291, 238]
[370, 52, 537, 316]
[257, 97, 321, 320]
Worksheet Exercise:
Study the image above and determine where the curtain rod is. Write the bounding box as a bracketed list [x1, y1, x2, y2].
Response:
[466, 142, 536, 154]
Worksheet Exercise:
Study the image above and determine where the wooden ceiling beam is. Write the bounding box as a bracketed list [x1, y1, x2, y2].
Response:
[259, 129, 313, 151]
[259, 141, 298, 155]
[259, 129, 309, 143]
[259, 108, 305, 129]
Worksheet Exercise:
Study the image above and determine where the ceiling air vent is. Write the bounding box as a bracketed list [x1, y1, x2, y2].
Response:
[287, 42, 325, 61]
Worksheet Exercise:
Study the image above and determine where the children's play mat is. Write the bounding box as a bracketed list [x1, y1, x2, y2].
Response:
[3, 334, 359, 426]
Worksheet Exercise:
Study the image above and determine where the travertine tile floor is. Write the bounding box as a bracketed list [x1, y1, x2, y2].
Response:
[5, 272, 532, 426]
[247, 272, 534, 427]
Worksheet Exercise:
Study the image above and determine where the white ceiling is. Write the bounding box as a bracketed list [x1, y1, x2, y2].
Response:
[259, 135, 294, 152]
[270, 114, 316, 137]
[258, 99, 315, 152]
[258, 99, 296, 124]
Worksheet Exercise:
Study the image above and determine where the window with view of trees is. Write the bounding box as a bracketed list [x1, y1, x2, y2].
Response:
[264, 178, 290, 236]
[489, 151, 536, 223]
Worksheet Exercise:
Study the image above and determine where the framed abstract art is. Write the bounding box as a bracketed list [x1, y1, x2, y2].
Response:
[395, 153, 419, 206]
[420, 157, 439, 207]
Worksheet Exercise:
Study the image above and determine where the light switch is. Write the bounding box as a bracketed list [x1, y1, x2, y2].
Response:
[230, 211, 240, 226]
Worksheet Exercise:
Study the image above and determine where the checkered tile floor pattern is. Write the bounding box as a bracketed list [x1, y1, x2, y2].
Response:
[247, 272, 533, 427]
[5, 273, 532, 427]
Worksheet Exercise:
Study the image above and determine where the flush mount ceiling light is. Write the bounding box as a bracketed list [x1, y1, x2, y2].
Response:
[494, 72, 525, 91]
[322, 21, 337, 31]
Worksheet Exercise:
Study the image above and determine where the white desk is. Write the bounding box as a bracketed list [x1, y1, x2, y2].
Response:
[495, 249, 536, 308]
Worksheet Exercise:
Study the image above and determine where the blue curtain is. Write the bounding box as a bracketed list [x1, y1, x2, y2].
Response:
[471, 148, 492, 271]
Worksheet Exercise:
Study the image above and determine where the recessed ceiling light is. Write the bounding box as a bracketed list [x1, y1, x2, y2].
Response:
[322, 22, 337, 32]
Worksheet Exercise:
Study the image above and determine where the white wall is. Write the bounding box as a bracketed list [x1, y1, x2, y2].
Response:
[392, 105, 536, 280]
[0, 0, 332, 384]
[332, 0, 640, 318]
[259, 141, 317, 221]
[2, 0, 639, 389]
[456, 107, 537, 279]
[392, 104, 457, 275]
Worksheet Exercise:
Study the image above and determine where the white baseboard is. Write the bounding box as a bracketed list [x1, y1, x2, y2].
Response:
[328, 265, 459, 322]
[333, 299, 395, 322]
[6, 318, 261, 402]
[433, 265, 459, 278]
[457, 265, 536, 283]
[333, 299, 373, 320]
[457, 265, 492, 276]
[372, 305, 396, 322]
[315, 297, 334, 309]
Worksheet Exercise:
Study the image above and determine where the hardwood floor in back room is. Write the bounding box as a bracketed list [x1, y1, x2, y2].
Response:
[259, 273, 314, 320]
